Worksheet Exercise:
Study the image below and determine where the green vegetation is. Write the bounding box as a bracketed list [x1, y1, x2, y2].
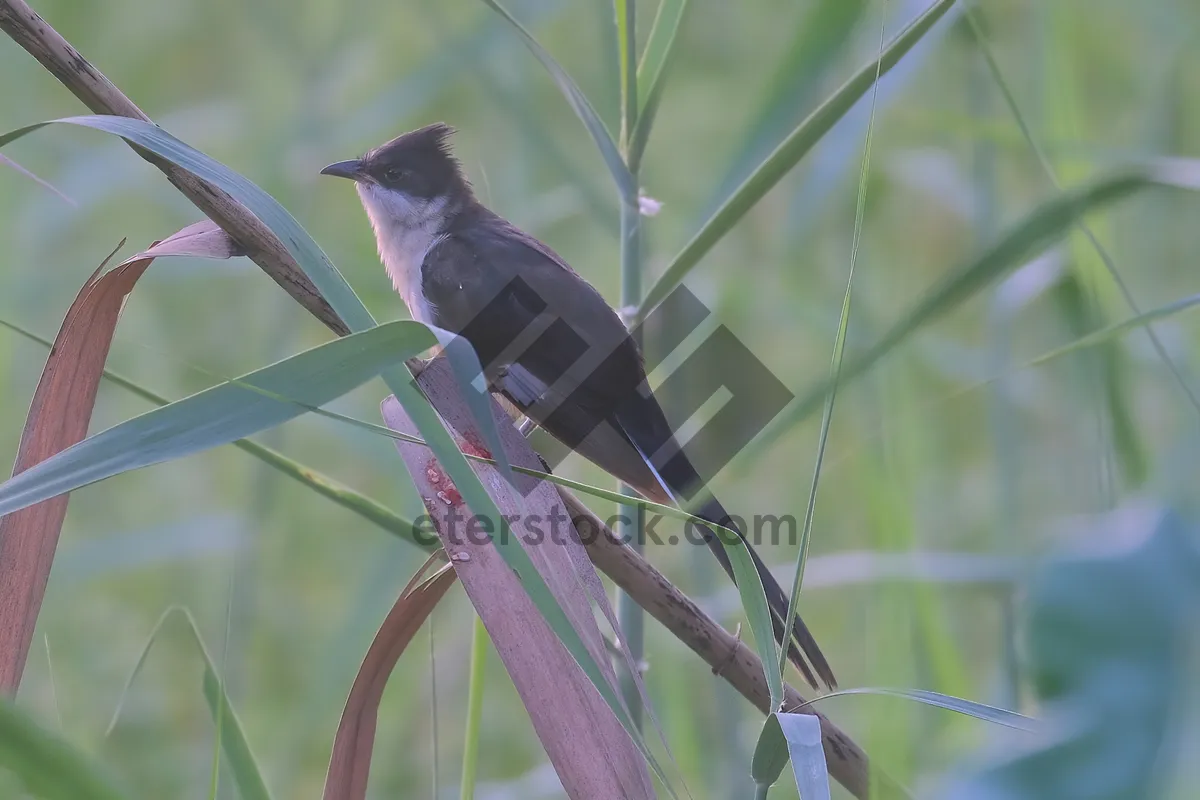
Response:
[2, 0, 1199, 798]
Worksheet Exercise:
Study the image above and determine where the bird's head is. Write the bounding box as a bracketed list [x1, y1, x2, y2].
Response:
[320, 122, 471, 232]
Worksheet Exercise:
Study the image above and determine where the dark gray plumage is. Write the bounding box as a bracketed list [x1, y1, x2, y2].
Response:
[321, 123, 835, 689]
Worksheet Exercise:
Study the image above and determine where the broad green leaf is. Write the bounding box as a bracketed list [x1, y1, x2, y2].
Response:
[629, 0, 689, 169]
[737, 166, 1200, 469]
[941, 508, 1200, 799]
[106, 607, 272, 800]
[0, 320, 435, 518]
[479, 0, 636, 199]
[752, 712, 831, 799]
[0, 316, 429, 550]
[0, 116, 511, 490]
[797, 687, 1035, 731]
[0, 699, 130, 800]
[637, 0, 958, 318]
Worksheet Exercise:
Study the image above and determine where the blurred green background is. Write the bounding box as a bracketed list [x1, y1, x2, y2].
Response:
[2, 0, 1199, 797]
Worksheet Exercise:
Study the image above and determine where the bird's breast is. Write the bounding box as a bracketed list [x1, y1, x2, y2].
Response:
[359, 185, 447, 325]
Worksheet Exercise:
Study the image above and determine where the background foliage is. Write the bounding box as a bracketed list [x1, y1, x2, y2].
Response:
[2, 0, 1199, 797]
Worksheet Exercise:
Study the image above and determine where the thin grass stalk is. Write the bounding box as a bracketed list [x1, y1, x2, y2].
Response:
[779, 0, 889, 679]
[616, 161, 646, 731]
[459, 615, 488, 800]
[614, 0, 646, 733]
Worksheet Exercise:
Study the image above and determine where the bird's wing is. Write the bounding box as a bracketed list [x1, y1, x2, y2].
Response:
[421, 215, 667, 493]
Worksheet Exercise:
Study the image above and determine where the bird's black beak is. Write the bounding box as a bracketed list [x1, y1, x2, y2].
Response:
[320, 159, 363, 180]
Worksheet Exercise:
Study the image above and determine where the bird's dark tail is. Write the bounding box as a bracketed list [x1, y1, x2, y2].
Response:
[691, 494, 836, 691]
[609, 402, 836, 689]
[647, 448, 835, 690]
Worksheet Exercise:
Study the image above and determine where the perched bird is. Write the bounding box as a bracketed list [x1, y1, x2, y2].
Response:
[321, 123, 835, 689]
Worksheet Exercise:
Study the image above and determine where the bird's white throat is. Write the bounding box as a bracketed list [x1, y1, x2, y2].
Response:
[356, 182, 449, 325]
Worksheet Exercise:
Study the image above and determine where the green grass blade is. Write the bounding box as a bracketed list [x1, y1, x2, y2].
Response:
[459, 615, 488, 800]
[752, 713, 831, 800]
[779, 0, 887, 681]
[794, 687, 1035, 731]
[637, 0, 958, 318]
[636, 0, 687, 103]
[615, 0, 637, 148]
[105, 607, 273, 800]
[629, 0, 688, 169]
[737, 166, 1196, 466]
[0, 698, 130, 800]
[0, 317, 429, 550]
[479, 0, 636, 199]
[0, 320, 435, 518]
[718, 535, 784, 711]
[1026, 292, 1200, 369]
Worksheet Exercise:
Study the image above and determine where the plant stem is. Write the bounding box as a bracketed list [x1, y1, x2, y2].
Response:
[616, 184, 645, 730]
[460, 615, 488, 800]
[615, 2, 644, 723]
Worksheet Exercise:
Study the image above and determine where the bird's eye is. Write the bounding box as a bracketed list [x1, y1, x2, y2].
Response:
[383, 167, 406, 183]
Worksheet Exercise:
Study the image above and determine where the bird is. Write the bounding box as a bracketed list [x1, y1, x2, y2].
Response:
[320, 122, 835, 690]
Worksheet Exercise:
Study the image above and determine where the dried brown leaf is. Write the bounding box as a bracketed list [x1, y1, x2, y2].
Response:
[323, 554, 456, 800]
[382, 358, 656, 800]
[0, 240, 154, 693]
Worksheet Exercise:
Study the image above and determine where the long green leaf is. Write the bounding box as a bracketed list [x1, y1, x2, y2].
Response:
[0, 321, 434, 518]
[752, 712, 831, 799]
[794, 687, 1035, 731]
[629, 0, 689, 169]
[615, 0, 637, 147]
[0, 316, 429, 550]
[0, 699, 129, 800]
[736, 166, 1199, 469]
[635, 0, 687, 103]
[106, 607, 272, 800]
[717, 536, 784, 711]
[479, 0, 636, 199]
[637, 0, 958, 317]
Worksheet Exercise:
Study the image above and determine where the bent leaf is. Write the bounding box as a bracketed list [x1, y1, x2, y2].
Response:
[0, 242, 149, 694]
[753, 712, 831, 800]
[325, 557, 457, 800]
[106, 606, 272, 800]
